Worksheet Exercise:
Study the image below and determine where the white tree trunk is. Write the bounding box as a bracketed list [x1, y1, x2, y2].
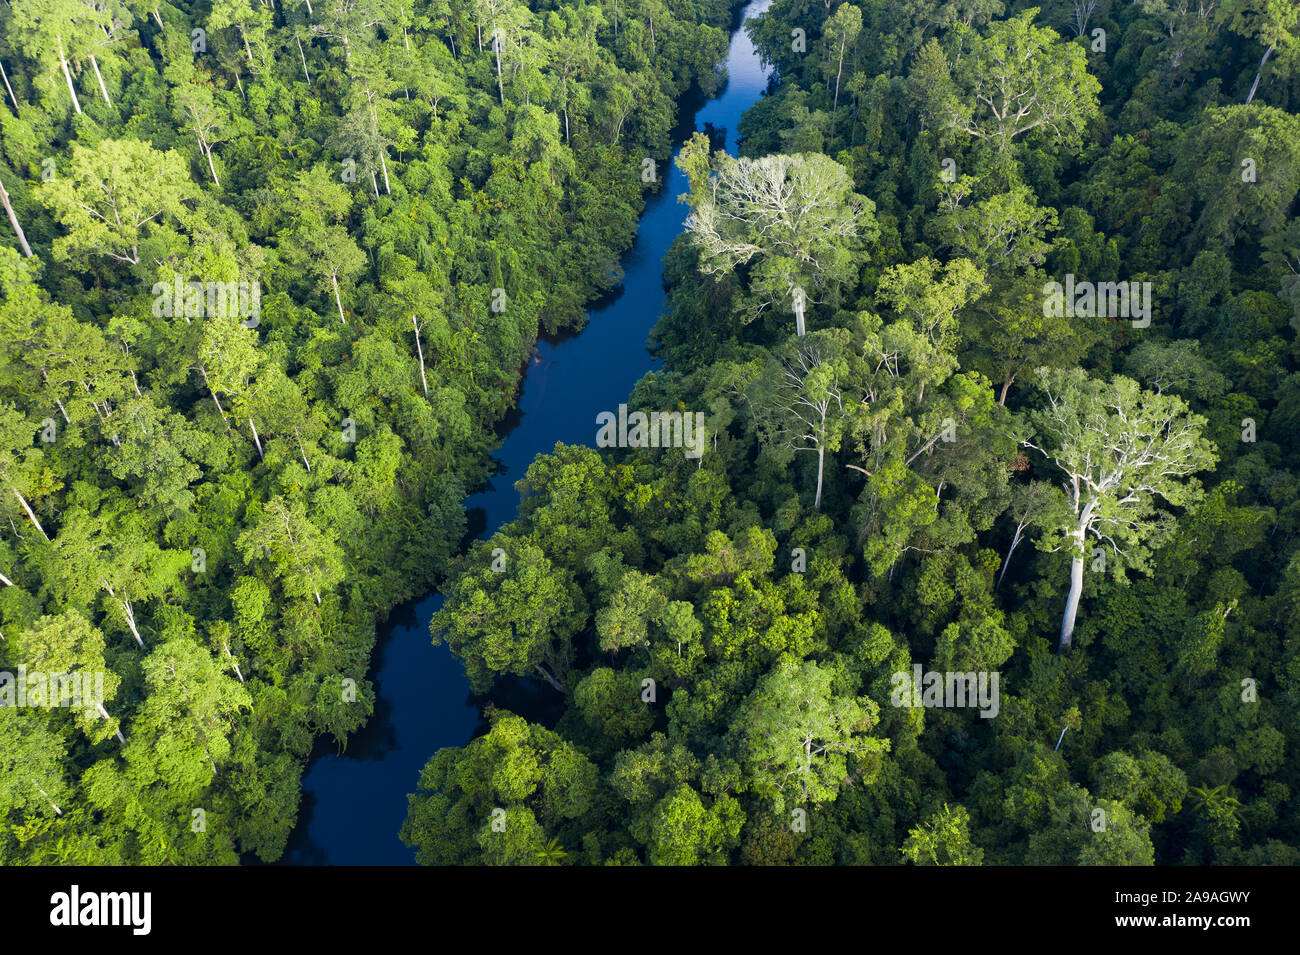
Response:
[199, 366, 225, 416]
[89, 54, 112, 106]
[1245, 43, 1275, 105]
[56, 36, 82, 114]
[0, 61, 19, 112]
[0, 178, 33, 258]
[249, 418, 264, 459]
[833, 41, 844, 114]
[379, 151, 391, 194]
[1059, 545, 1085, 650]
[997, 523, 1025, 589]
[119, 596, 144, 647]
[534, 664, 564, 692]
[332, 273, 347, 323]
[297, 36, 311, 84]
[204, 142, 221, 186]
[96, 702, 126, 744]
[493, 28, 505, 106]
[814, 444, 825, 510]
[224, 643, 245, 684]
[412, 315, 429, 396]
[10, 486, 49, 541]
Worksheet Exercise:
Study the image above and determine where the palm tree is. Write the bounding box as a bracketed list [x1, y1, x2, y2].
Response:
[533, 837, 567, 866]
[1188, 784, 1241, 822]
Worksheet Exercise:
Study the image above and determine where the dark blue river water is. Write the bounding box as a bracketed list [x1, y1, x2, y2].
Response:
[282, 0, 772, 865]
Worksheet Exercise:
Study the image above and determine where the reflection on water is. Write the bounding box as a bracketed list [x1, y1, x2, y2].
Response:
[281, 0, 773, 866]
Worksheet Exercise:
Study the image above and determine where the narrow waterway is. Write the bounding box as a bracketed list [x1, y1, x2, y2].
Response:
[282, 0, 773, 865]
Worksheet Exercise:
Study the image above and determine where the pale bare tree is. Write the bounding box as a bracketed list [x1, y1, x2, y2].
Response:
[685, 152, 874, 337]
[1022, 368, 1217, 650]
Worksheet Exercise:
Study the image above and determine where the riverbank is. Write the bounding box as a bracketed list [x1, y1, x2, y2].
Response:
[280, 0, 774, 866]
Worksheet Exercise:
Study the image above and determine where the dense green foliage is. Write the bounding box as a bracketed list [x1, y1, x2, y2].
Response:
[0, 0, 737, 862]
[404, 0, 1300, 864]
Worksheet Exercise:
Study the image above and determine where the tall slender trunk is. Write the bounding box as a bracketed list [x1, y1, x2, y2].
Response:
[814, 444, 825, 510]
[89, 54, 112, 106]
[296, 36, 311, 84]
[39, 789, 62, 816]
[203, 141, 221, 186]
[1059, 500, 1094, 649]
[493, 30, 505, 106]
[412, 315, 428, 396]
[331, 273, 347, 323]
[369, 167, 379, 197]
[0, 570, 12, 586]
[1059, 549, 1084, 650]
[296, 432, 312, 472]
[96, 702, 126, 744]
[118, 595, 144, 647]
[563, 106, 569, 144]
[0, 61, 19, 112]
[999, 374, 1015, 405]
[152, 7, 164, 29]
[242, 32, 254, 66]
[9, 486, 49, 541]
[379, 150, 391, 194]
[198, 366, 228, 424]
[56, 36, 82, 114]
[0, 179, 33, 258]
[997, 523, 1024, 589]
[794, 295, 806, 336]
[249, 418, 264, 459]
[833, 42, 844, 115]
[1245, 42, 1274, 105]
[224, 643, 245, 683]
[534, 663, 564, 692]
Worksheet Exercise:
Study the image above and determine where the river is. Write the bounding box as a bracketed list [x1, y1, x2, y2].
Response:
[281, 0, 773, 865]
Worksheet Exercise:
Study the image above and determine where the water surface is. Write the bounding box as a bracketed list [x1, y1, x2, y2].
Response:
[283, 0, 773, 865]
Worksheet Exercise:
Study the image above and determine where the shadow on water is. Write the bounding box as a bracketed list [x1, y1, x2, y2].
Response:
[277, 0, 773, 867]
